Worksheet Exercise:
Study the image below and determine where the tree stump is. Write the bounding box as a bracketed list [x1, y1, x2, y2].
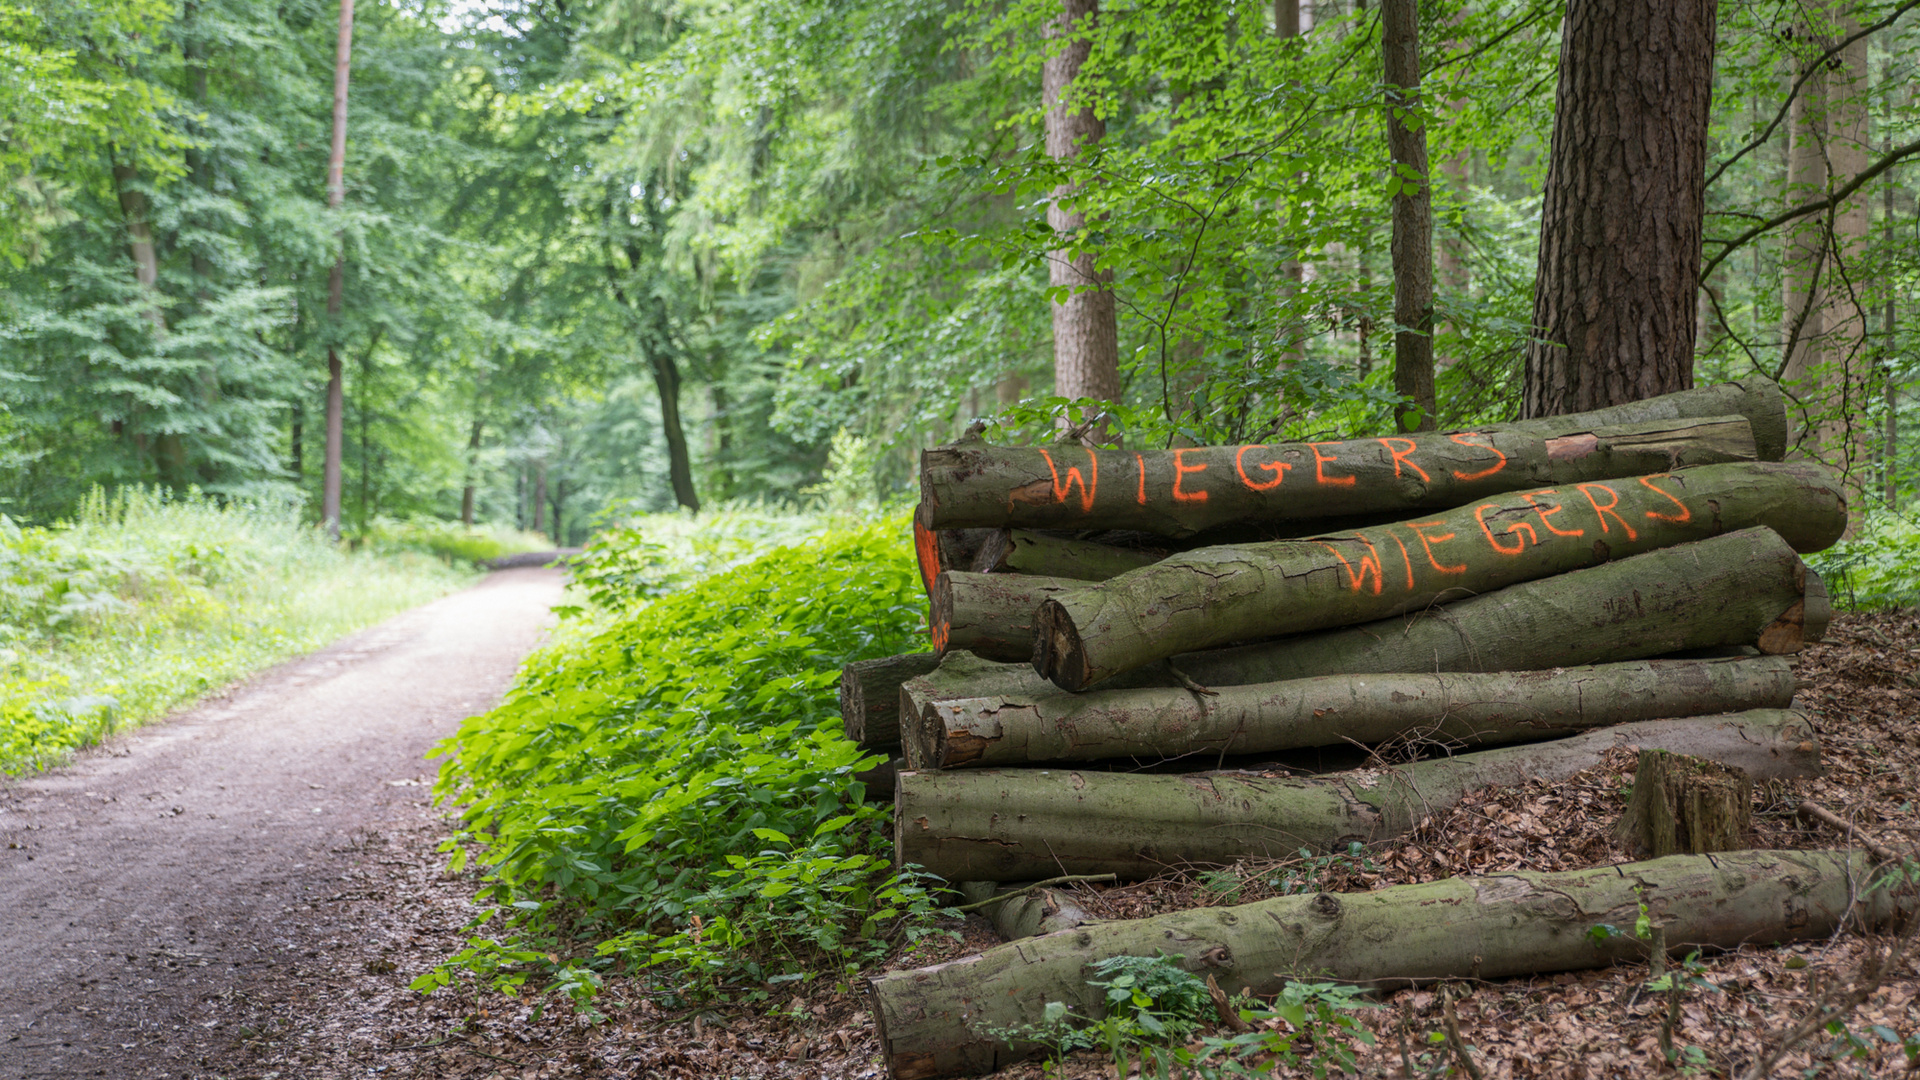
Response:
[1615, 749, 1753, 857]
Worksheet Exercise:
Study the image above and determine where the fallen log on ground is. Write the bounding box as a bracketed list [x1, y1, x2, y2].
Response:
[919, 656, 1796, 768]
[929, 572, 1077, 660]
[869, 848, 1893, 1080]
[919, 411, 1761, 537]
[898, 651, 1175, 769]
[971, 529, 1166, 580]
[841, 653, 943, 749]
[895, 710, 1820, 883]
[1173, 527, 1828, 686]
[1034, 461, 1847, 690]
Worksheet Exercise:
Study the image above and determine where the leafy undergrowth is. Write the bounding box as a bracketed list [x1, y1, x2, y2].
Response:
[361, 516, 553, 566]
[0, 489, 474, 772]
[425, 512, 944, 1007]
[1807, 507, 1920, 610]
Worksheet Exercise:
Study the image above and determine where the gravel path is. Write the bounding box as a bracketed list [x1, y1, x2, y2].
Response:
[0, 568, 562, 1080]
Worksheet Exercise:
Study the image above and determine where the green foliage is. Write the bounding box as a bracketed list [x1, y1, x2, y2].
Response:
[423, 513, 944, 1002]
[360, 517, 550, 566]
[0, 487, 471, 771]
[1158, 982, 1380, 1079]
[1806, 508, 1920, 610]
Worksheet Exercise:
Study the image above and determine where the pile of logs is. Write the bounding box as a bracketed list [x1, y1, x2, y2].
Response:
[837, 382, 1892, 1080]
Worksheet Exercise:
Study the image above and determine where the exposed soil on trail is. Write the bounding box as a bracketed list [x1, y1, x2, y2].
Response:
[0, 568, 562, 1080]
[5, 588, 1917, 1080]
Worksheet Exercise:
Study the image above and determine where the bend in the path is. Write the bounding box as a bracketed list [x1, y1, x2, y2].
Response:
[0, 568, 562, 1080]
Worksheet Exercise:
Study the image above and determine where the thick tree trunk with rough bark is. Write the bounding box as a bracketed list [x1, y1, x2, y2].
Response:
[1383, 0, 1436, 432]
[1616, 749, 1752, 857]
[971, 529, 1166, 579]
[1035, 461, 1846, 690]
[870, 849, 1894, 1080]
[920, 657, 1795, 769]
[1044, 0, 1119, 406]
[921, 415, 1759, 537]
[894, 711, 1819, 883]
[1174, 527, 1830, 686]
[929, 572, 1077, 661]
[840, 653, 942, 749]
[1522, 0, 1717, 418]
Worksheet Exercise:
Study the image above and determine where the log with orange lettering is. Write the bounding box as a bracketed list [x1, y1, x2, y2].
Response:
[919, 414, 1760, 538]
[1032, 460, 1847, 690]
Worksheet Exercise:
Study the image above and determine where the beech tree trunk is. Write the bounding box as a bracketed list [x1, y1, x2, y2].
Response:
[955, 881, 1092, 942]
[1522, 0, 1717, 418]
[920, 657, 1795, 769]
[870, 849, 1894, 1080]
[894, 710, 1820, 883]
[930, 572, 1078, 661]
[1487, 379, 1786, 461]
[840, 653, 942, 749]
[899, 650, 1176, 770]
[1615, 749, 1752, 857]
[1383, 0, 1435, 432]
[1044, 0, 1120, 407]
[972, 529, 1165, 579]
[921, 415, 1759, 537]
[1174, 526, 1830, 686]
[321, 0, 356, 539]
[1035, 461, 1846, 691]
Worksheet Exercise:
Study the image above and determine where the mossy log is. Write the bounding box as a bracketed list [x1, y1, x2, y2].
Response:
[929, 572, 1078, 660]
[898, 651, 1176, 770]
[894, 710, 1820, 883]
[1035, 461, 1846, 690]
[1615, 749, 1754, 857]
[869, 848, 1890, 1080]
[919, 656, 1796, 769]
[919, 412, 1763, 538]
[841, 653, 943, 749]
[972, 529, 1167, 580]
[1174, 527, 1828, 686]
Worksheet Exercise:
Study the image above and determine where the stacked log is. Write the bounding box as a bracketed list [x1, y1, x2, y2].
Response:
[839, 382, 1854, 1079]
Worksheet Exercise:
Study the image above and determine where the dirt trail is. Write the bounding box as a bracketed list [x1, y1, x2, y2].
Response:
[0, 568, 562, 1080]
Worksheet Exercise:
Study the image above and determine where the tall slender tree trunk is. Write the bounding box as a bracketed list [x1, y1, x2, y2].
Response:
[1886, 137, 1901, 508]
[461, 416, 484, 525]
[321, 0, 356, 540]
[1822, 14, 1871, 515]
[647, 346, 699, 512]
[1273, 0, 1306, 372]
[532, 460, 547, 536]
[1522, 0, 1716, 418]
[1382, 0, 1435, 432]
[1781, 47, 1828, 453]
[1043, 0, 1120, 409]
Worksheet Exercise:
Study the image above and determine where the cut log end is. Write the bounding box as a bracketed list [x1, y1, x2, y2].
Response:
[1615, 749, 1754, 858]
[929, 573, 954, 654]
[1033, 599, 1090, 691]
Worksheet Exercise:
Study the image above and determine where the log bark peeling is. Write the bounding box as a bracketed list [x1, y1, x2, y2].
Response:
[1035, 461, 1846, 690]
[922, 416, 1757, 538]
[921, 657, 1796, 769]
[869, 848, 1892, 1079]
[895, 710, 1820, 883]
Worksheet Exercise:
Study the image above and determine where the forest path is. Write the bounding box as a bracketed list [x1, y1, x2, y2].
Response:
[0, 567, 563, 1080]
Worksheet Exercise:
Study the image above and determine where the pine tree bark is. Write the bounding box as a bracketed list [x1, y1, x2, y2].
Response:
[1044, 0, 1120, 407]
[921, 414, 1760, 537]
[840, 653, 942, 749]
[894, 711, 1819, 883]
[920, 657, 1795, 769]
[321, 0, 357, 539]
[870, 850, 1895, 1080]
[1382, 0, 1435, 432]
[1522, 0, 1717, 418]
[1034, 461, 1846, 691]
[1174, 526, 1829, 686]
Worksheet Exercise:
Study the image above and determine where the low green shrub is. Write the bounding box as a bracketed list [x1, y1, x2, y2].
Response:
[361, 516, 551, 565]
[1807, 508, 1920, 610]
[0, 488, 473, 771]
[423, 513, 944, 1004]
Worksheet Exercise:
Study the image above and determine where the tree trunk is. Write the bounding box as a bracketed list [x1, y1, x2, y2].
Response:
[649, 347, 700, 512]
[920, 656, 1795, 769]
[461, 416, 484, 526]
[110, 162, 163, 330]
[1521, 0, 1716, 418]
[840, 653, 942, 749]
[869, 849, 1894, 1080]
[1034, 461, 1846, 691]
[900, 651, 1179, 770]
[930, 572, 1078, 661]
[1615, 749, 1752, 857]
[532, 460, 547, 536]
[972, 529, 1166, 580]
[1043, 0, 1120, 408]
[921, 414, 1760, 537]
[1382, 0, 1435, 433]
[320, 0, 356, 540]
[1822, 12, 1872, 520]
[894, 710, 1819, 884]
[1174, 526, 1829, 686]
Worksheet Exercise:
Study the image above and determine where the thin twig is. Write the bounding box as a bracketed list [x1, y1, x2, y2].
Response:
[1701, 134, 1920, 281]
[1440, 985, 1485, 1080]
[952, 874, 1118, 913]
[1797, 800, 1902, 864]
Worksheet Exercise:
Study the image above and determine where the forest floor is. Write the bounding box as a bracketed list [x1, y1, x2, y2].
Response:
[4, 598, 1916, 1079]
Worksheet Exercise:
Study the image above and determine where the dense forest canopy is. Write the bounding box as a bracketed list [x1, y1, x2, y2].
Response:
[2, 0, 1915, 541]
